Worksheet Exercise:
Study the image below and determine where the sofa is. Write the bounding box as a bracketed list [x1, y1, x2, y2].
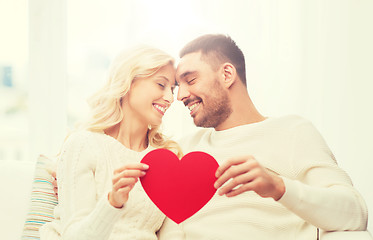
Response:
[1, 160, 372, 240]
[1, 160, 36, 239]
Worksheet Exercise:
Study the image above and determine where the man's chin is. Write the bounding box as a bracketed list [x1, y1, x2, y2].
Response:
[193, 116, 213, 128]
[192, 116, 203, 128]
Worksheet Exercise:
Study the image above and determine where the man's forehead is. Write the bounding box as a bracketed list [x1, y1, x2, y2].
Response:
[176, 52, 201, 78]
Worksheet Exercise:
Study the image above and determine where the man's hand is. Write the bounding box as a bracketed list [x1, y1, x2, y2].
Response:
[51, 171, 58, 200]
[214, 156, 285, 201]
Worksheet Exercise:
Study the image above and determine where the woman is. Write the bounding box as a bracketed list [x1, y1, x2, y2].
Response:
[40, 46, 182, 240]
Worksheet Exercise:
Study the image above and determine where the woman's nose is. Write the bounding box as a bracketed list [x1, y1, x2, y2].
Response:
[164, 87, 174, 103]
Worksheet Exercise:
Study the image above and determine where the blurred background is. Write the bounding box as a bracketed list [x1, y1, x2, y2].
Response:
[1, 0, 372, 232]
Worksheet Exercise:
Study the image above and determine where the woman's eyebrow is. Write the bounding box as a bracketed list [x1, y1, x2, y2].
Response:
[156, 76, 170, 82]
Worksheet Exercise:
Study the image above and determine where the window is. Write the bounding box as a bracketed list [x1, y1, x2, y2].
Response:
[0, 0, 29, 161]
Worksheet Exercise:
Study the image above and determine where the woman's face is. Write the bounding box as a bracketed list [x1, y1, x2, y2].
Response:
[125, 63, 176, 127]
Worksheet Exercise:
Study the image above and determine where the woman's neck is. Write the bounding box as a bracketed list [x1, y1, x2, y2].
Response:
[105, 121, 149, 152]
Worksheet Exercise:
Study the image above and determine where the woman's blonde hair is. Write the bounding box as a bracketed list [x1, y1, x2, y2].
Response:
[79, 46, 182, 157]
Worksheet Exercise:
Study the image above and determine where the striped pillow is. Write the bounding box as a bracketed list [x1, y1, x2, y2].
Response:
[21, 155, 58, 239]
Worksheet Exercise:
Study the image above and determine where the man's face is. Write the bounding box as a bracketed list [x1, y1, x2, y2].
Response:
[176, 52, 232, 128]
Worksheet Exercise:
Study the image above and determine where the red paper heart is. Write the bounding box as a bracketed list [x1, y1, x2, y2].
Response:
[140, 149, 219, 224]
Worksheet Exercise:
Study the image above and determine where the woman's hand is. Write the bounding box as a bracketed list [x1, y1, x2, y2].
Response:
[108, 163, 149, 208]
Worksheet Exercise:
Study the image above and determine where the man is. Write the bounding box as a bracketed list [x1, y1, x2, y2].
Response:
[157, 34, 368, 239]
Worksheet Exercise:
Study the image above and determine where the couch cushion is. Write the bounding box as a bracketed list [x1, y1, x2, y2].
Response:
[21, 155, 57, 240]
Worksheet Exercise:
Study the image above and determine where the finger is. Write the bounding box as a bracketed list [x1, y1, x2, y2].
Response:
[110, 186, 134, 206]
[215, 157, 247, 178]
[51, 171, 57, 179]
[113, 177, 138, 192]
[225, 182, 254, 197]
[117, 186, 134, 195]
[217, 169, 258, 195]
[114, 163, 149, 174]
[214, 160, 253, 189]
[117, 169, 146, 179]
[53, 186, 58, 200]
[112, 169, 146, 184]
[215, 156, 255, 178]
[52, 179, 57, 187]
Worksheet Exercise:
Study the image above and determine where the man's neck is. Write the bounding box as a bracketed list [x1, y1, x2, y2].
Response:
[215, 112, 266, 131]
[215, 92, 266, 131]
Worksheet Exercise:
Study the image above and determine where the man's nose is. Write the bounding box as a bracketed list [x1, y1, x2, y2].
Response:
[177, 84, 190, 102]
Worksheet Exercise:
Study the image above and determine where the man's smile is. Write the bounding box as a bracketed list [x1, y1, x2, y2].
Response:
[184, 98, 202, 116]
[188, 102, 201, 116]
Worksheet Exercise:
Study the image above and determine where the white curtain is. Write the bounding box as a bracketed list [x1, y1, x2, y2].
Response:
[28, 0, 67, 160]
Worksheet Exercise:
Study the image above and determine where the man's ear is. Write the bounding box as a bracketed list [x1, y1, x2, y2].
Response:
[221, 63, 236, 89]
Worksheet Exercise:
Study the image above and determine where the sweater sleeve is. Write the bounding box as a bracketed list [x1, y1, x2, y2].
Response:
[277, 121, 368, 231]
[57, 132, 124, 240]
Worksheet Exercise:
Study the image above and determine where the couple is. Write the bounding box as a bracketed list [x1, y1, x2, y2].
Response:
[40, 34, 368, 239]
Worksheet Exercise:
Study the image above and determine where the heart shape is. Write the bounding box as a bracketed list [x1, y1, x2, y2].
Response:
[140, 149, 219, 224]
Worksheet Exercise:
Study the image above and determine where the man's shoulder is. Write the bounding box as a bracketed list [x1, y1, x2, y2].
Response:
[272, 114, 308, 123]
[269, 114, 312, 129]
[269, 115, 321, 139]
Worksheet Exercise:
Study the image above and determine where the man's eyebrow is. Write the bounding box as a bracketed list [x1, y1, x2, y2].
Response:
[179, 71, 196, 79]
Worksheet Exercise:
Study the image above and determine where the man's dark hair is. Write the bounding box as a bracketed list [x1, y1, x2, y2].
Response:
[180, 34, 247, 85]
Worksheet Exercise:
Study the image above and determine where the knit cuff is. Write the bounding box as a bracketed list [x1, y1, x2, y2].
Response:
[84, 191, 125, 235]
[277, 176, 302, 210]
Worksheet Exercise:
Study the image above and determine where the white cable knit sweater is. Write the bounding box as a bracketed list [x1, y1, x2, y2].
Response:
[158, 115, 368, 240]
[40, 131, 165, 240]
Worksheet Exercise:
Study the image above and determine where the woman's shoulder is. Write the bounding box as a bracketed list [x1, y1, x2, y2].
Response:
[66, 129, 104, 140]
[59, 130, 106, 165]
[63, 130, 105, 150]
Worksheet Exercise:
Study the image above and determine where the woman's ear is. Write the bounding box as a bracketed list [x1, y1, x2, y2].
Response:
[221, 63, 236, 89]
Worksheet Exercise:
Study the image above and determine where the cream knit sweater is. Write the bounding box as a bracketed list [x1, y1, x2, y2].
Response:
[158, 115, 368, 240]
[40, 131, 165, 240]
